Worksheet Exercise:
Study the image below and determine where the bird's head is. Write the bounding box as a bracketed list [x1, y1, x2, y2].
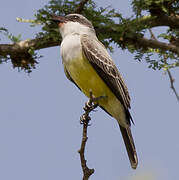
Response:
[51, 14, 96, 38]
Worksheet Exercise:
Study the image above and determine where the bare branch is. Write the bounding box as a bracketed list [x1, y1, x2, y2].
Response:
[0, 37, 60, 56]
[148, 28, 157, 40]
[78, 92, 99, 180]
[166, 69, 179, 102]
[135, 37, 179, 55]
[74, 0, 90, 14]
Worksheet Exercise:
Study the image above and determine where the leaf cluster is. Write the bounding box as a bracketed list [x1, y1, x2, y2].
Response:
[1, 0, 179, 72]
[34, 0, 121, 50]
[34, 0, 179, 71]
[0, 27, 39, 72]
[131, 0, 179, 70]
[132, 0, 179, 16]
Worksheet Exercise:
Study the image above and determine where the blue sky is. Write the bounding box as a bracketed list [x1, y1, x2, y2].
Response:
[0, 0, 179, 180]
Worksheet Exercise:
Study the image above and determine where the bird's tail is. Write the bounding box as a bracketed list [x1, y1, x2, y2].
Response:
[119, 125, 138, 169]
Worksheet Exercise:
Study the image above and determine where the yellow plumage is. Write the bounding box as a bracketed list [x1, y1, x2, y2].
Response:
[64, 51, 127, 127]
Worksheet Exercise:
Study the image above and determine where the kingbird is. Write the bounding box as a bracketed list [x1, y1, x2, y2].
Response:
[52, 14, 138, 169]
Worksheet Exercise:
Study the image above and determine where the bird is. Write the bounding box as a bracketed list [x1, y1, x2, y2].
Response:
[51, 13, 138, 169]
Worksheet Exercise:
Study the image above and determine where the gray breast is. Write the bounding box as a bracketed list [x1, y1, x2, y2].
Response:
[61, 34, 82, 64]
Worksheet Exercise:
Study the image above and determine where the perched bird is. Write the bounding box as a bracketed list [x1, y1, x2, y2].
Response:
[52, 13, 138, 169]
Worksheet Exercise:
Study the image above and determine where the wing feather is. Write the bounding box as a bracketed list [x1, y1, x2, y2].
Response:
[81, 34, 133, 123]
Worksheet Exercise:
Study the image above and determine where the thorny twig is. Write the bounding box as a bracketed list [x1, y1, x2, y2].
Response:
[149, 28, 157, 40]
[78, 91, 99, 180]
[74, 0, 90, 13]
[164, 56, 179, 102]
[149, 28, 179, 102]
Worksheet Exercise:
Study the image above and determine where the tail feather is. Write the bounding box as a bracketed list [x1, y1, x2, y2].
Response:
[119, 125, 138, 169]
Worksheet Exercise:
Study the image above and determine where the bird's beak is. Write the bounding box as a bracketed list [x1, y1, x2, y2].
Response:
[51, 14, 67, 23]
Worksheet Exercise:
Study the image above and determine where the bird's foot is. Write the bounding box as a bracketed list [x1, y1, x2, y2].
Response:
[80, 91, 107, 125]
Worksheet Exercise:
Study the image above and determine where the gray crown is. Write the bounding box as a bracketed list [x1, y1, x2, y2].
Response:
[65, 14, 94, 29]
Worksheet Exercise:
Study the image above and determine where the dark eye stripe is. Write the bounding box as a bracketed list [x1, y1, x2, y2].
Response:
[66, 15, 93, 29]
[73, 15, 79, 19]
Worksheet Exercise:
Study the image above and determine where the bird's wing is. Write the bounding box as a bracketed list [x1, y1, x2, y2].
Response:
[81, 34, 132, 122]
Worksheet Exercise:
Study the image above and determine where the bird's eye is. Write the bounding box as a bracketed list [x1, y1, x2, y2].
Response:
[73, 15, 79, 19]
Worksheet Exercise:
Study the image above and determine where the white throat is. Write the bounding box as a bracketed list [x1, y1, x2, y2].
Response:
[59, 21, 96, 39]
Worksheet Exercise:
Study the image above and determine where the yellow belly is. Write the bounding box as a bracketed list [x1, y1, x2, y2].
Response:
[64, 55, 127, 127]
